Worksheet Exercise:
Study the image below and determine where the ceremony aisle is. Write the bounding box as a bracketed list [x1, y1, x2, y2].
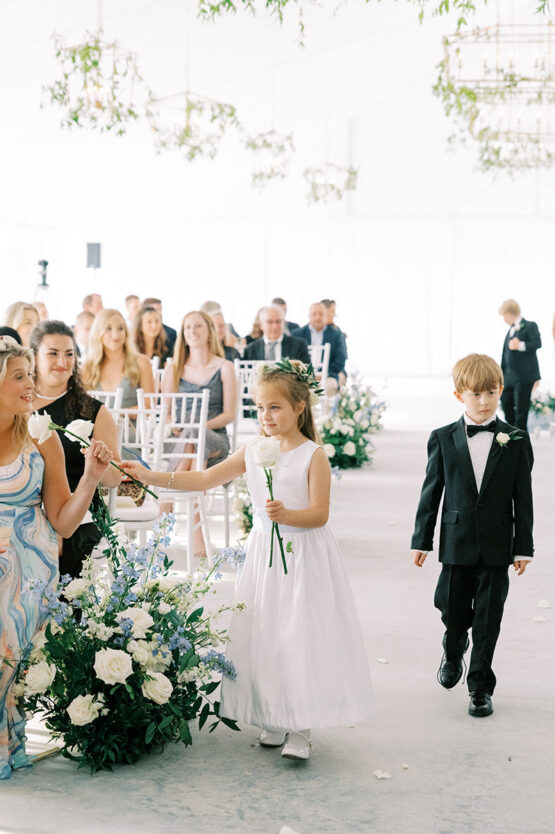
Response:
[3, 415, 555, 834]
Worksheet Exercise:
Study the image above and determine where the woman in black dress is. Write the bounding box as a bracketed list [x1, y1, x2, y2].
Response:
[30, 320, 121, 577]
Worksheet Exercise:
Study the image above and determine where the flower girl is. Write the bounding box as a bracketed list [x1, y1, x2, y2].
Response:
[122, 360, 372, 760]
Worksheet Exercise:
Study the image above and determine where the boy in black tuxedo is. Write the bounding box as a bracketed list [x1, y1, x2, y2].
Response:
[499, 298, 541, 430]
[411, 354, 534, 718]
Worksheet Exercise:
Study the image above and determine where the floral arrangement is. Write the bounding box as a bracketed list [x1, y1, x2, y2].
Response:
[529, 392, 555, 416]
[14, 508, 245, 774]
[44, 32, 145, 135]
[233, 476, 253, 537]
[318, 378, 386, 470]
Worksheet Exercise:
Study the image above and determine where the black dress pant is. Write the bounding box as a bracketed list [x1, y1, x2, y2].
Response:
[501, 383, 534, 430]
[434, 563, 510, 694]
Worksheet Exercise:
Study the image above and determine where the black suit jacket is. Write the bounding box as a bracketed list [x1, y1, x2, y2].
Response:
[243, 335, 311, 365]
[501, 318, 541, 385]
[163, 323, 177, 355]
[411, 416, 534, 566]
[291, 324, 347, 379]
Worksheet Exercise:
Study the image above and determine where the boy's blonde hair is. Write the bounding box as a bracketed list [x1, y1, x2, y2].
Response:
[452, 354, 503, 393]
[498, 298, 521, 316]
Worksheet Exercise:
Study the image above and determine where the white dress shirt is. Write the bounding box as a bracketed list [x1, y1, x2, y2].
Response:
[509, 316, 527, 351]
[309, 325, 324, 347]
[263, 334, 283, 361]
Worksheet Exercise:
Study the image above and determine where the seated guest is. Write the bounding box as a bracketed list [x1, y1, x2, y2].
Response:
[81, 308, 155, 407]
[3, 301, 40, 347]
[271, 296, 300, 335]
[321, 296, 348, 359]
[245, 308, 264, 345]
[74, 310, 94, 359]
[34, 301, 49, 321]
[210, 311, 240, 362]
[292, 302, 347, 387]
[161, 310, 237, 557]
[30, 320, 121, 578]
[125, 294, 140, 329]
[133, 305, 172, 366]
[143, 296, 177, 355]
[0, 326, 21, 344]
[201, 300, 241, 341]
[244, 305, 310, 364]
[82, 293, 103, 316]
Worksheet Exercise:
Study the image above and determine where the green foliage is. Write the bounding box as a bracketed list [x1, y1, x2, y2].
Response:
[530, 392, 555, 415]
[304, 164, 358, 204]
[146, 93, 240, 161]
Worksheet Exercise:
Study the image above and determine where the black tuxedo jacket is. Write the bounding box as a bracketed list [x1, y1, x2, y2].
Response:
[411, 416, 534, 566]
[163, 323, 177, 354]
[290, 324, 347, 379]
[243, 334, 311, 364]
[501, 318, 541, 385]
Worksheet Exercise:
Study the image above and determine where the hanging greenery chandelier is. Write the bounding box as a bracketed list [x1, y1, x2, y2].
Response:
[303, 163, 358, 203]
[434, 22, 555, 171]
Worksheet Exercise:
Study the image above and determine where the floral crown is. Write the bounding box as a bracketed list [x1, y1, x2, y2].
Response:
[0, 335, 19, 352]
[260, 357, 325, 401]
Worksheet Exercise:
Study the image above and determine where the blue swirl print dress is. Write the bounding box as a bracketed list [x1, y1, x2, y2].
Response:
[0, 447, 57, 778]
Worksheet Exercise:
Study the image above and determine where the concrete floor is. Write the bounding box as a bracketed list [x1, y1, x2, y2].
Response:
[3, 401, 555, 834]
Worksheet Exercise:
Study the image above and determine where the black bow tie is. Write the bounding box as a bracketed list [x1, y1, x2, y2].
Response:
[467, 423, 496, 438]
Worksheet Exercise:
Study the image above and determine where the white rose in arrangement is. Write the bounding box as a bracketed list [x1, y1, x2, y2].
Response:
[158, 601, 172, 615]
[156, 575, 184, 592]
[147, 644, 172, 672]
[127, 639, 151, 667]
[12, 682, 26, 700]
[141, 672, 173, 705]
[95, 624, 115, 642]
[117, 606, 154, 638]
[343, 441, 357, 456]
[323, 443, 336, 459]
[360, 419, 370, 430]
[25, 660, 56, 694]
[64, 419, 95, 443]
[49, 619, 62, 635]
[66, 693, 102, 726]
[27, 412, 54, 445]
[94, 647, 133, 685]
[250, 436, 281, 469]
[496, 432, 510, 446]
[31, 630, 47, 651]
[64, 578, 89, 601]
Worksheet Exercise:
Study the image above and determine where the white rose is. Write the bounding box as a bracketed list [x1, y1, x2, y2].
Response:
[66, 693, 102, 726]
[146, 644, 172, 672]
[49, 619, 62, 635]
[117, 606, 154, 638]
[25, 660, 56, 694]
[94, 648, 133, 685]
[141, 672, 173, 705]
[96, 624, 114, 641]
[343, 441, 357, 456]
[158, 601, 172, 615]
[31, 630, 47, 651]
[64, 419, 95, 444]
[64, 578, 88, 601]
[323, 443, 336, 459]
[250, 436, 281, 469]
[127, 639, 151, 667]
[156, 575, 184, 592]
[27, 412, 54, 445]
[496, 432, 510, 446]
[12, 682, 26, 700]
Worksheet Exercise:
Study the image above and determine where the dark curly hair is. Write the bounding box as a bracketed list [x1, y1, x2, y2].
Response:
[29, 320, 97, 421]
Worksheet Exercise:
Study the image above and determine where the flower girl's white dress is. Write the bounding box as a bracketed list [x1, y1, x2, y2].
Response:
[221, 440, 373, 732]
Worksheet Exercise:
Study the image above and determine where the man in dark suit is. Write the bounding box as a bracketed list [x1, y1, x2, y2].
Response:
[143, 297, 177, 356]
[411, 353, 534, 718]
[271, 297, 300, 336]
[499, 298, 541, 430]
[244, 306, 310, 364]
[292, 302, 347, 385]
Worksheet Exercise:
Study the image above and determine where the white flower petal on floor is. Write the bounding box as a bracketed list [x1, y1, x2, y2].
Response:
[537, 600, 551, 608]
[376, 657, 389, 664]
[373, 770, 392, 780]
[533, 616, 547, 622]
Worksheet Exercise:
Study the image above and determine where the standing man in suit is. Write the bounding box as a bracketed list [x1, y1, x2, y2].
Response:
[411, 353, 534, 719]
[271, 297, 300, 336]
[499, 299, 541, 430]
[243, 306, 310, 364]
[143, 297, 177, 357]
[292, 302, 347, 387]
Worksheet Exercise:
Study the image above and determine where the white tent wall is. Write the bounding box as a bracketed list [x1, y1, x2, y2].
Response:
[1, 0, 554, 379]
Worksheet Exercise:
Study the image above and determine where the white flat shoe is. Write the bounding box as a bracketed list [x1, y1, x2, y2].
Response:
[259, 729, 286, 747]
[281, 730, 311, 760]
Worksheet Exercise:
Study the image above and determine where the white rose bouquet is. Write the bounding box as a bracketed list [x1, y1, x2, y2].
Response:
[250, 436, 290, 574]
[15, 512, 245, 774]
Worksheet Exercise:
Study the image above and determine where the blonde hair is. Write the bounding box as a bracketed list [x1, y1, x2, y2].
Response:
[81, 308, 140, 389]
[452, 353, 504, 393]
[0, 337, 34, 450]
[4, 301, 39, 330]
[254, 366, 321, 444]
[172, 311, 223, 391]
[498, 298, 521, 316]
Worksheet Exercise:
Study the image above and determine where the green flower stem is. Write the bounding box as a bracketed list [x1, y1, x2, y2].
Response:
[50, 422, 157, 499]
[264, 467, 288, 575]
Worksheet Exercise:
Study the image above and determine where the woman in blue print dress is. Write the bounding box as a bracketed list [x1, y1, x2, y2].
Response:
[0, 336, 112, 779]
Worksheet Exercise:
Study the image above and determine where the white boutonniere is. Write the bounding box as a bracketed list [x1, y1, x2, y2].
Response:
[495, 430, 522, 448]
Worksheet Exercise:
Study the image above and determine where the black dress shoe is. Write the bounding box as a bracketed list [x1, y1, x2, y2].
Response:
[468, 691, 493, 717]
[437, 636, 470, 689]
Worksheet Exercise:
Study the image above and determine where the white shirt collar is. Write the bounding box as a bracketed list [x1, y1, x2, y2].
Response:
[263, 334, 284, 345]
[463, 413, 497, 427]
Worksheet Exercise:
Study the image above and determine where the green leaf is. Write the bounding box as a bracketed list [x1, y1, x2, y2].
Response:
[145, 721, 157, 745]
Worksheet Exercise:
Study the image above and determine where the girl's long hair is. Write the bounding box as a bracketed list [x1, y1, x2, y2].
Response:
[29, 320, 96, 421]
[172, 311, 223, 391]
[133, 305, 168, 361]
[0, 337, 35, 449]
[82, 308, 140, 390]
[254, 365, 321, 444]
